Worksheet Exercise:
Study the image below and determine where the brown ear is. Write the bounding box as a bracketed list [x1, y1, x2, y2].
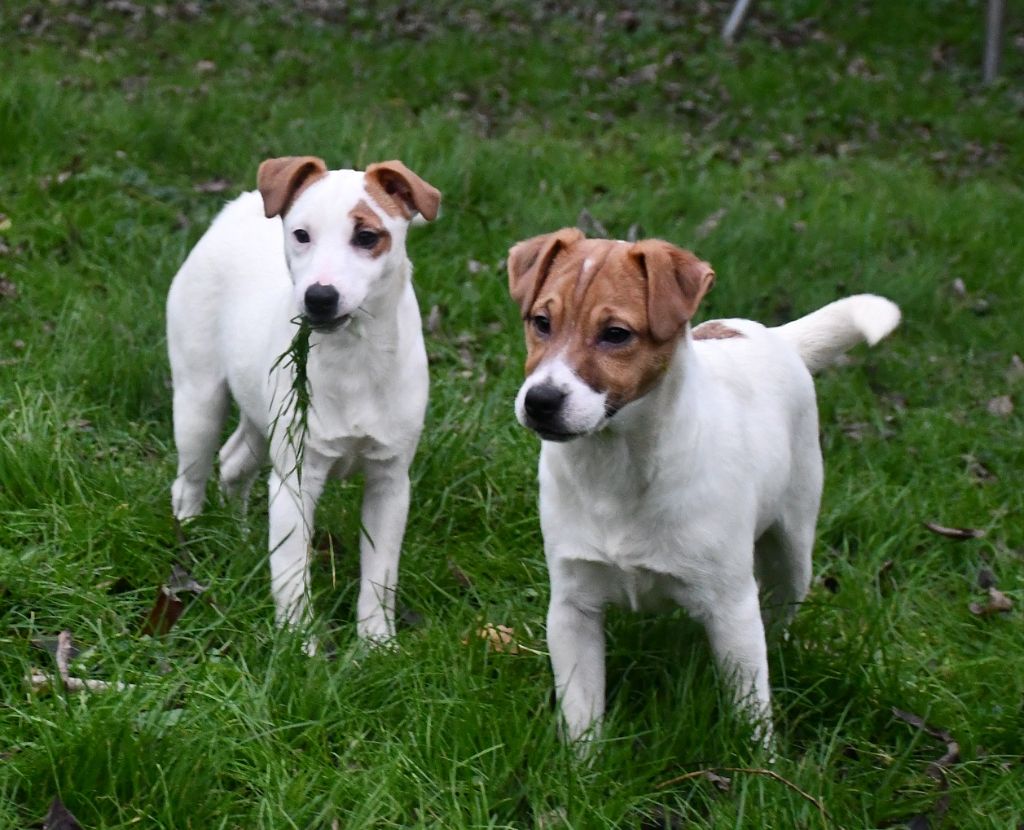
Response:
[506, 227, 584, 317]
[365, 160, 441, 221]
[630, 240, 715, 342]
[257, 156, 328, 218]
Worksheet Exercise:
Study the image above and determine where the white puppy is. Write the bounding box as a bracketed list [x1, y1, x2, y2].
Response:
[506, 228, 900, 744]
[167, 156, 440, 645]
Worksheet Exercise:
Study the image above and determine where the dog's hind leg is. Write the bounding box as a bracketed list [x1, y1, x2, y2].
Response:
[171, 381, 229, 520]
[219, 415, 267, 509]
[754, 515, 814, 635]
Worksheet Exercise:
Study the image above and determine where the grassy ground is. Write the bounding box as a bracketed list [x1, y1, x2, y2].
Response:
[1, 1, 1023, 827]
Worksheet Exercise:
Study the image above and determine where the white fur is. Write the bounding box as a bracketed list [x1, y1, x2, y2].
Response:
[166, 169, 428, 646]
[530, 295, 899, 745]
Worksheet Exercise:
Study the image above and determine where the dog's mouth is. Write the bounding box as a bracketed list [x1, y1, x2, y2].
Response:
[528, 422, 584, 443]
[304, 313, 352, 333]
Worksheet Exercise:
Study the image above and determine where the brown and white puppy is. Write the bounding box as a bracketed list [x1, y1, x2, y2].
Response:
[507, 228, 900, 745]
[168, 157, 440, 649]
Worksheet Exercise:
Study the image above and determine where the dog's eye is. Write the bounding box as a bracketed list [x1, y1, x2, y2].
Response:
[599, 326, 632, 345]
[532, 314, 552, 336]
[353, 229, 380, 249]
[293, 229, 311, 244]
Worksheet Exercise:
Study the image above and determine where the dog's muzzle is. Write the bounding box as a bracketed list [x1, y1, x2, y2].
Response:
[303, 284, 348, 329]
[523, 383, 578, 442]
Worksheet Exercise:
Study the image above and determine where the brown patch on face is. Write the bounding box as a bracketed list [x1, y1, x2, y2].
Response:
[257, 156, 328, 218]
[348, 200, 392, 257]
[510, 235, 713, 413]
[693, 321, 744, 340]
[364, 160, 441, 221]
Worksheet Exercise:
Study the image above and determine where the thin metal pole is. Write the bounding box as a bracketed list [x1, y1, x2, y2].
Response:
[983, 0, 1005, 84]
[723, 0, 754, 43]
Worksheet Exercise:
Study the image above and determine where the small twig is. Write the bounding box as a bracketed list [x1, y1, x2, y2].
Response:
[27, 630, 135, 693]
[28, 671, 134, 693]
[658, 766, 840, 829]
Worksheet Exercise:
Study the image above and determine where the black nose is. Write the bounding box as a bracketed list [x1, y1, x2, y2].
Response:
[524, 384, 566, 422]
[304, 284, 339, 318]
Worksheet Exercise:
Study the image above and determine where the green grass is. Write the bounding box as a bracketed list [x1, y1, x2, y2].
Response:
[2, 1, 1023, 827]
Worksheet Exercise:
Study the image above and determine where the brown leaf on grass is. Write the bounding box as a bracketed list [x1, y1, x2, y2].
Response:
[576, 208, 608, 238]
[694, 207, 727, 239]
[447, 558, 473, 590]
[969, 587, 1013, 616]
[425, 304, 443, 334]
[702, 770, 732, 792]
[141, 564, 208, 635]
[891, 708, 960, 782]
[193, 178, 231, 194]
[986, 395, 1014, 417]
[923, 521, 985, 540]
[963, 454, 997, 484]
[477, 623, 519, 654]
[1006, 354, 1024, 384]
[0, 276, 17, 300]
[43, 796, 83, 830]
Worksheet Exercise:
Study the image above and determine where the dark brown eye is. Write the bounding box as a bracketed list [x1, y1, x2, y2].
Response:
[532, 314, 551, 336]
[599, 326, 632, 345]
[293, 229, 311, 244]
[354, 229, 380, 249]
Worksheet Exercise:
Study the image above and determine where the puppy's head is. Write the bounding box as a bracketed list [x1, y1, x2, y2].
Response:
[506, 229, 714, 441]
[258, 156, 441, 329]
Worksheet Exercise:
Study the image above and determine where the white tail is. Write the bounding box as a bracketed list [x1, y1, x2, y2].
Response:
[774, 294, 901, 373]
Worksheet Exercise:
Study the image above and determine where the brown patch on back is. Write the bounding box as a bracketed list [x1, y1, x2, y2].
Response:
[348, 200, 392, 257]
[693, 321, 744, 340]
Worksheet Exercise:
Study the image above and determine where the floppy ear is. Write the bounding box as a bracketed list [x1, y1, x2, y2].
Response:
[257, 156, 329, 218]
[630, 240, 715, 342]
[506, 227, 585, 317]
[364, 160, 441, 221]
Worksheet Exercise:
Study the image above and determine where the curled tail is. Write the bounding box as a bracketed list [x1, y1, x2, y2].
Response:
[773, 294, 900, 372]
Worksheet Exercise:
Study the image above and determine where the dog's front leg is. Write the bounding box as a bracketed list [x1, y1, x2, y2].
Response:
[267, 464, 327, 646]
[704, 577, 773, 745]
[356, 457, 411, 643]
[547, 594, 607, 745]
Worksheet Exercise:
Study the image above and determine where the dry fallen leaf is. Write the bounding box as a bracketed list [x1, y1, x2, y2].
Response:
[891, 708, 960, 782]
[1006, 354, 1024, 384]
[477, 623, 519, 654]
[43, 796, 83, 830]
[986, 395, 1014, 417]
[193, 178, 231, 194]
[425, 304, 442, 334]
[0, 276, 17, 300]
[576, 208, 608, 238]
[141, 564, 208, 636]
[447, 558, 473, 590]
[923, 521, 985, 540]
[969, 587, 1013, 616]
[695, 207, 727, 239]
